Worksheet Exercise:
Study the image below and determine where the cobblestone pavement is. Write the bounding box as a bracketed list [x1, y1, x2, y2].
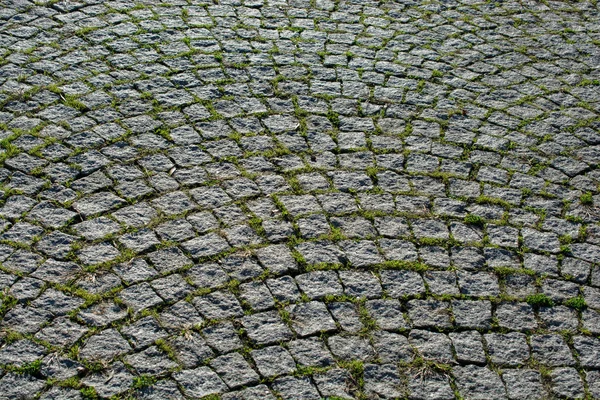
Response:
[0, 0, 599, 399]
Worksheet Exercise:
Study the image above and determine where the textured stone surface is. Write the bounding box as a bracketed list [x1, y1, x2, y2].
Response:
[0, 0, 599, 398]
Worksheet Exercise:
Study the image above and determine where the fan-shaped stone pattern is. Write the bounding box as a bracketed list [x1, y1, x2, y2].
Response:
[0, 0, 599, 398]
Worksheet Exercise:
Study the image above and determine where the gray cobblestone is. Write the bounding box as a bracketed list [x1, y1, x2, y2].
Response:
[1, 0, 599, 398]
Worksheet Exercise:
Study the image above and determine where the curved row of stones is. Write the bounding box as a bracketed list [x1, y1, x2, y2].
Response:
[0, 0, 600, 399]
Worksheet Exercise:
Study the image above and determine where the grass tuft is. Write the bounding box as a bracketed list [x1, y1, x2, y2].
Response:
[580, 192, 593, 205]
[564, 296, 586, 311]
[526, 293, 554, 308]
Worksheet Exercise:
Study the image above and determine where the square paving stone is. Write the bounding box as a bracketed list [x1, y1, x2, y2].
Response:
[202, 322, 243, 354]
[77, 242, 120, 266]
[380, 269, 425, 298]
[150, 274, 193, 302]
[0, 222, 43, 245]
[30, 288, 84, 316]
[408, 372, 454, 400]
[538, 305, 579, 332]
[221, 385, 277, 400]
[121, 316, 167, 349]
[453, 365, 507, 400]
[288, 337, 335, 367]
[35, 316, 88, 347]
[79, 329, 132, 361]
[408, 299, 452, 328]
[363, 364, 405, 399]
[366, 299, 410, 330]
[152, 191, 197, 216]
[372, 331, 414, 364]
[148, 247, 192, 273]
[31, 259, 81, 284]
[119, 228, 160, 253]
[457, 271, 500, 297]
[72, 192, 126, 217]
[530, 334, 575, 367]
[450, 331, 486, 365]
[112, 202, 158, 227]
[113, 258, 158, 285]
[40, 355, 82, 381]
[272, 376, 321, 400]
[587, 371, 600, 399]
[169, 332, 214, 369]
[0, 250, 18, 271]
[328, 302, 363, 333]
[186, 263, 229, 289]
[134, 380, 185, 400]
[241, 311, 293, 345]
[328, 335, 376, 362]
[173, 367, 227, 398]
[495, 302, 537, 331]
[287, 301, 337, 336]
[573, 336, 600, 368]
[339, 240, 384, 267]
[314, 368, 356, 400]
[255, 244, 298, 274]
[267, 275, 301, 303]
[452, 300, 492, 329]
[27, 201, 76, 228]
[409, 330, 454, 363]
[74, 216, 121, 240]
[155, 218, 196, 241]
[502, 369, 546, 400]
[239, 281, 275, 311]
[295, 270, 343, 299]
[484, 332, 530, 367]
[424, 270, 460, 295]
[78, 301, 128, 327]
[251, 346, 296, 378]
[0, 373, 46, 400]
[118, 282, 163, 313]
[193, 290, 244, 320]
[295, 241, 346, 265]
[550, 367, 585, 399]
[210, 353, 260, 389]
[0, 339, 46, 366]
[124, 346, 178, 375]
[181, 233, 230, 259]
[419, 245, 450, 268]
[35, 231, 77, 260]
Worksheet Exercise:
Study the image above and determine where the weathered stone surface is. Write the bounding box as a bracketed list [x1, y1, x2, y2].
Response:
[1, 1, 599, 397]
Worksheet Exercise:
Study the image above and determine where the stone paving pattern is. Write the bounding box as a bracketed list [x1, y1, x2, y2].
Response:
[0, 0, 599, 398]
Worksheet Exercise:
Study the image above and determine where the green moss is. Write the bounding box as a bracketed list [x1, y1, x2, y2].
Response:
[326, 110, 340, 128]
[464, 214, 485, 226]
[475, 195, 512, 209]
[493, 266, 535, 277]
[155, 339, 177, 360]
[357, 301, 378, 335]
[80, 387, 99, 400]
[62, 94, 88, 112]
[132, 375, 157, 389]
[564, 296, 586, 311]
[526, 293, 554, 308]
[199, 394, 221, 400]
[580, 192, 593, 205]
[376, 260, 429, 273]
[278, 307, 292, 324]
[418, 237, 447, 246]
[7, 359, 41, 375]
[75, 26, 99, 37]
[337, 359, 365, 389]
[294, 364, 330, 377]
